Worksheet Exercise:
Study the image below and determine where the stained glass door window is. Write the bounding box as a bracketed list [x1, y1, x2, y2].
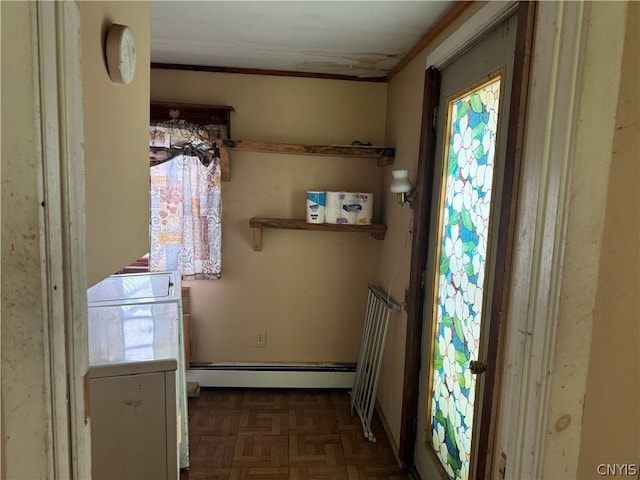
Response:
[427, 75, 502, 480]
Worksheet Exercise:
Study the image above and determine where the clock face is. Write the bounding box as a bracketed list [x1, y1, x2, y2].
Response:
[106, 24, 136, 85]
[119, 27, 136, 85]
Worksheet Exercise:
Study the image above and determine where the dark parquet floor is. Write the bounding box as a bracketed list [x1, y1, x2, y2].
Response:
[180, 388, 409, 480]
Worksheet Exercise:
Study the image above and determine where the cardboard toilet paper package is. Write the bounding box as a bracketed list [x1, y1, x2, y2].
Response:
[324, 192, 373, 225]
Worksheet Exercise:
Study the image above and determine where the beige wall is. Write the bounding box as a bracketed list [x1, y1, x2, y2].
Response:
[577, 3, 639, 477]
[1, 3, 52, 477]
[80, 1, 151, 286]
[151, 71, 387, 363]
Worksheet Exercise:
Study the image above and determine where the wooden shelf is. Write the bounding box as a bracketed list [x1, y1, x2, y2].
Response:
[150, 102, 235, 137]
[224, 140, 395, 166]
[249, 217, 387, 251]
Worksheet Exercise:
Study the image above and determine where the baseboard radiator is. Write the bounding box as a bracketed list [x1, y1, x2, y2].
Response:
[350, 283, 401, 442]
[186, 363, 356, 388]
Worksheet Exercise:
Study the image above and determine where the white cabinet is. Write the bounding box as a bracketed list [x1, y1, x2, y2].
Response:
[89, 362, 177, 480]
[87, 271, 189, 477]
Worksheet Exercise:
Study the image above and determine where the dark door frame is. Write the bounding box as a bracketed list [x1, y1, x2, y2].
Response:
[399, 64, 440, 470]
[398, 3, 536, 477]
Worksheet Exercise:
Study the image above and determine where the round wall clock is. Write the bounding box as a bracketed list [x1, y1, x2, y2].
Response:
[105, 24, 136, 85]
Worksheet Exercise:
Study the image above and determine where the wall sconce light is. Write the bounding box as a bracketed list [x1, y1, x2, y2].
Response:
[390, 169, 415, 208]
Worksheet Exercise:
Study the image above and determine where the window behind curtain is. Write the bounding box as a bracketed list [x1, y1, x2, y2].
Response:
[148, 124, 222, 280]
[149, 155, 222, 280]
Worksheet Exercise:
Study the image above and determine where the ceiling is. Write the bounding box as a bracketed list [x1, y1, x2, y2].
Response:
[150, 1, 456, 79]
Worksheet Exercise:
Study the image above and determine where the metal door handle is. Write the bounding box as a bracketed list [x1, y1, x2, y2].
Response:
[469, 360, 486, 375]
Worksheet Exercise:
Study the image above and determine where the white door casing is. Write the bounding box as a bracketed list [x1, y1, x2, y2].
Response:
[34, 1, 90, 478]
[498, 2, 629, 479]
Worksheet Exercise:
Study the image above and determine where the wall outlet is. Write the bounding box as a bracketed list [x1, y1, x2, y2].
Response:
[254, 330, 267, 348]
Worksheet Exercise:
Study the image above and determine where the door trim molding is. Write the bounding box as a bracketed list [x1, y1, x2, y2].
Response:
[500, 2, 627, 478]
[34, 2, 90, 478]
[426, 1, 518, 69]
[503, 5, 590, 476]
[399, 66, 441, 469]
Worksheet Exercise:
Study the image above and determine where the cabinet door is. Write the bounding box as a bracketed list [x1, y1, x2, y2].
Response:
[90, 371, 176, 480]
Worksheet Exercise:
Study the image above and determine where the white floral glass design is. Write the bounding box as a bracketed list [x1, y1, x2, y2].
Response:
[428, 76, 501, 480]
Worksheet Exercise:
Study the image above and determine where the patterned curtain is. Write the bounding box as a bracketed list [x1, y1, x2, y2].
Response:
[149, 125, 222, 280]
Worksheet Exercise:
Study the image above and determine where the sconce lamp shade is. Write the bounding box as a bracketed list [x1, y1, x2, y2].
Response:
[390, 169, 413, 193]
